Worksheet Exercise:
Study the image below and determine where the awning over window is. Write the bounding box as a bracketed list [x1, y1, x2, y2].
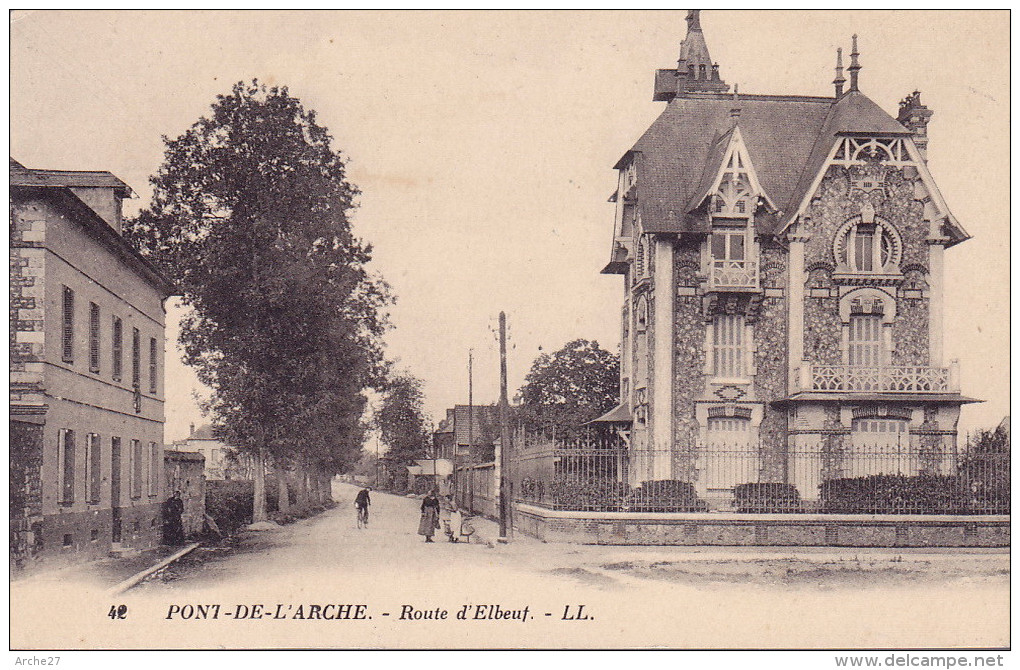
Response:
[587, 403, 633, 424]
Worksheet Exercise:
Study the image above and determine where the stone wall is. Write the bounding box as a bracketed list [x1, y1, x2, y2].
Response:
[672, 238, 705, 444]
[10, 421, 44, 569]
[755, 243, 789, 477]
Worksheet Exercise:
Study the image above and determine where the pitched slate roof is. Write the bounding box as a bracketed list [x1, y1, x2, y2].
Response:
[617, 90, 913, 236]
[10, 160, 133, 198]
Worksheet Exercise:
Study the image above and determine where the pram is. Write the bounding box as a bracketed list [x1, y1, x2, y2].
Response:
[443, 510, 475, 543]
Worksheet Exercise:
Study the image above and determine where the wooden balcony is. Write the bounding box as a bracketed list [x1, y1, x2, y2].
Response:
[709, 259, 759, 291]
[793, 362, 960, 394]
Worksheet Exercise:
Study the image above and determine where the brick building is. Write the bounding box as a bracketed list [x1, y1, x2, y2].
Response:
[10, 159, 176, 568]
[602, 13, 976, 505]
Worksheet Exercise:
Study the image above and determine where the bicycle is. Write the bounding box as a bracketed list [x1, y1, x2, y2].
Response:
[356, 504, 369, 529]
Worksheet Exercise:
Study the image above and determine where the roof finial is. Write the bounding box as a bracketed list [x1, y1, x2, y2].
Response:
[848, 34, 861, 92]
[730, 83, 741, 122]
[833, 47, 846, 98]
[686, 10, 702, 32]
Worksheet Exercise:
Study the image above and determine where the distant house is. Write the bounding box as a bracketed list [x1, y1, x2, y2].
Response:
[435, 405, 499, 464]
[173, 423, 251, 481]
[163, 449, 205, 538]
[10, 159, 176, 568]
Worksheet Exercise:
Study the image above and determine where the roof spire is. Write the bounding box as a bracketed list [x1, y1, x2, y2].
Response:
[848, 34, 861, 92]
[653, 10, 730, 100]
[833, 47, 846, 98]
[686, 9, 702, 32]
[730, 84, 741, 122]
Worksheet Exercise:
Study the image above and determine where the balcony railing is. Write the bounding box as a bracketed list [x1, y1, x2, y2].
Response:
[710, 259, 759, 290]
[794, 362, 959, 394]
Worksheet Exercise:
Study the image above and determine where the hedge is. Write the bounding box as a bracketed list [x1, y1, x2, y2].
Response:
[626, 480, 707, 513]
[819, 474, 968, 514]
[734, 482, 803, 513]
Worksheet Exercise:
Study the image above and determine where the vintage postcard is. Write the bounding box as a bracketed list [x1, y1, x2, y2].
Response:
[8, 9, 1009, 656]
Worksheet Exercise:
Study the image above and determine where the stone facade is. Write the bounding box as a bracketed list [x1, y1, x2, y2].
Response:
[10, 162, 175, 570]
[601, 16, 972, 508]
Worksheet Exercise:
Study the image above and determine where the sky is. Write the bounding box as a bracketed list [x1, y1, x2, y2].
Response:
[9, 10, 1010, 442]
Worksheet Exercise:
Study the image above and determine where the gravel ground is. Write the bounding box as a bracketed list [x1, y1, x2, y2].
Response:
[11, 482, 1009, 650]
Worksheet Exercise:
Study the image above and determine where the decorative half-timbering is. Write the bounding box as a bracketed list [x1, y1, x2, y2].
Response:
[601, 12, 976, 508]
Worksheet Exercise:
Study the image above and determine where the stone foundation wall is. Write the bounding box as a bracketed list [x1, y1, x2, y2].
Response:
[514, 505, 1009, 547]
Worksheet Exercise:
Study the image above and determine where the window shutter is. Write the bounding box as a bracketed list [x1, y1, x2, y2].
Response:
[89, 303, 101, 373]
[61, 287, 74, 363]
[89, 434, 102, 503]
[132, 328, 141, 388]
[149, 337, 158, 394]
[112, 317, 123, 381]
[62, 429, 76, 503]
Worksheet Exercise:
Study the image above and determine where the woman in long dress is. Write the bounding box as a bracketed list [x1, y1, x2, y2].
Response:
[418, 489, 441, 543]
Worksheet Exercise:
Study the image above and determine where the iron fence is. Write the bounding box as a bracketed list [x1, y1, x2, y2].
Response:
[513, 436, 1008, 515]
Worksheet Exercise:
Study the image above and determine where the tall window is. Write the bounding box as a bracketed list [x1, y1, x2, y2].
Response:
[131, 328, 141, 388]
[148, 442, 159, 497]
[148, 337, 158, 394]
[87, 433, 102, 503]
[58, 429, 76, 504]
[713, 314, 746, 377]
[88, 303, 101, 373]
[130, 439, 143, 499]
[848, 315, 883, 366]
[61, 286, 74, 363]
[112, 316, 123, 381]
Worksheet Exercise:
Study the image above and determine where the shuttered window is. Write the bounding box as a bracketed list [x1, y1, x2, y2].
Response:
[61, 286, 74, 363]
[849, 315, 883, 367]
[112, 316, 123, 381]
[148, 337, 158, 394]
[89, 303, 101, 373]
[148, 442, 159, 497]
[131, 328, 141, 388]
[87, 433, 102, 503]
[131, 439, 143, 499]
[58, 429, 76, 504]
[713, 314, 745, 377]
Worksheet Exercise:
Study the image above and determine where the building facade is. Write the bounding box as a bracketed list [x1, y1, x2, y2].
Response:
[10, 159, 176, 568]
[172, 423, 249, 481]
[603, 13, 974, 505]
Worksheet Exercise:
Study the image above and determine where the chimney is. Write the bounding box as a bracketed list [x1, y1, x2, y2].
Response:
[833, 47, 846, 98]
[897, 90, 934, 162]
[189, 423, 195, 437]
[848, 34, 861, 92]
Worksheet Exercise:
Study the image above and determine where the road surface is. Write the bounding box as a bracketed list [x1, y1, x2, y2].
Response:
[11, 482, 1009, 649]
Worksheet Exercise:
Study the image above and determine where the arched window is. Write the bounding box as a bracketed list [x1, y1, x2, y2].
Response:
[635, 297, 648, 332]
[835, 216, 901, 273]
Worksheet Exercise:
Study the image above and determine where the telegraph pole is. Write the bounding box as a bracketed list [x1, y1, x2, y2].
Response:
[467, 349, 474, 514]
[498, 311, 513, 541]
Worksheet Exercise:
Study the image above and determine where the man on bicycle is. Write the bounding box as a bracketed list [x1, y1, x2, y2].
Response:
[355, 487, 371, 527]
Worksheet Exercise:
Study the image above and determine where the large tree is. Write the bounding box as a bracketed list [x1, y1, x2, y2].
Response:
[126, 80, 391, 520]
[515, 338, 620, 436]
[376, 372, 432, 467]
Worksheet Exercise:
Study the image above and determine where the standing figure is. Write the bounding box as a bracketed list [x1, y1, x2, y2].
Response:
[439, 494, 458, 542]
[163, 490, 185, 545]
[418, 488, 441, 543]
[355, 487, 371, 528]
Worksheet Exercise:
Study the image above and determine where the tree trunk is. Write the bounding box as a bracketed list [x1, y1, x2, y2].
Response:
[309, 468, 320, 504]
[321, 472, 333, 502]
[252, 447, 267, 523]
[296, 459, 310, 508]
[276, 461, 290, 514]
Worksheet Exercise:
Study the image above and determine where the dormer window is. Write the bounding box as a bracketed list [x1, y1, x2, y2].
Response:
[714, 172, 754, 218]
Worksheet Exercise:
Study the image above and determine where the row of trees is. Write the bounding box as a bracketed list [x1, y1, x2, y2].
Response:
[127, 80, 392, 520]
[127, 79, 621, 516]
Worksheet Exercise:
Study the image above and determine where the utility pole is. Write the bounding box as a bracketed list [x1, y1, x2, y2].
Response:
[498, 311, 513, 541]
[467, 348, 474, 514]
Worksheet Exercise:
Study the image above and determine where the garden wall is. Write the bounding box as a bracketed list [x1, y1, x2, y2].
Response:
[514, 504, 1009, 548]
